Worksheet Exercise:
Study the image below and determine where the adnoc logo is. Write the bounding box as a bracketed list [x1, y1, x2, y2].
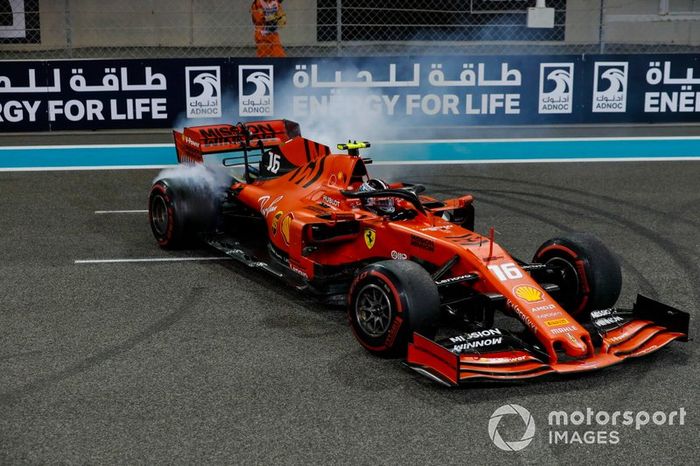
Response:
[592, 61, 628, 113]
[239, 65, 273, 116]
[185, 66, 222, 119]
[538, 63, 574, 114]
[488, 404, 536, 451]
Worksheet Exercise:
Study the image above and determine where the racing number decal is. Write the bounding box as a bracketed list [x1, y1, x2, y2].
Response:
[266, 153, 281, 174]
[487, 262, 523, 281]
[364, 228, 376, 249]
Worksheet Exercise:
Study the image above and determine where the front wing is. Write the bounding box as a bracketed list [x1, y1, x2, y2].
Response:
[405, 295, 690, 386]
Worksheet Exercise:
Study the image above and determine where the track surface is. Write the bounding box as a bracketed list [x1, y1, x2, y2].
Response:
[1, 162, 698, 464]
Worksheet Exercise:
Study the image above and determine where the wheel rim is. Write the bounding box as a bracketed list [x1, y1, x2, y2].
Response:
[150, 194, 169, 237]
[355, 284, 392, 337]
[547, 256, 581, 309]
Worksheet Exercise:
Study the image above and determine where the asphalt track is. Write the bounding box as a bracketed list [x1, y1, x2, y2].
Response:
[0, 161, 698, 464]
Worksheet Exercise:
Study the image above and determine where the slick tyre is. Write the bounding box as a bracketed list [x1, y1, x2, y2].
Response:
[148, 178, 220, 249]
[533, 232, 622, 317]
[348, 260, 440, 357]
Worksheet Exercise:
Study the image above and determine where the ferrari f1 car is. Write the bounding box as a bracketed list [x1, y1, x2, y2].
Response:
[148, 119, 689, 386]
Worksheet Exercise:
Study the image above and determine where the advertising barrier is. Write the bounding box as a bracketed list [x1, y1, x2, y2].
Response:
[1, 54, 700, 132]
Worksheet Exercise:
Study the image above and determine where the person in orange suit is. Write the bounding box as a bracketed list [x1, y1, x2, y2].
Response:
[251, 0, 287, 58]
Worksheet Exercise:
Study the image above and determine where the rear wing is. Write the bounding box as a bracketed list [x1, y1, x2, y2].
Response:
[173, 119, 302, 164]
[172, 119, 331, 181]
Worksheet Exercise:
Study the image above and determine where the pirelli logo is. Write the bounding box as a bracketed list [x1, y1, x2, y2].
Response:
[545, 318, 570, 327]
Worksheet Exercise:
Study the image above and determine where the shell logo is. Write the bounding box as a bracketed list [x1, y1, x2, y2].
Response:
[271, 211, 283, 236]
[281, 213, 293, 245]
[513, 285, 544, 303]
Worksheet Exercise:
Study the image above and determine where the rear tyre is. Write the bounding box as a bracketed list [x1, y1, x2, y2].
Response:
[533, 232, 622, 317]
[348, 260, 440, 357]
[148, 177, 220, 249]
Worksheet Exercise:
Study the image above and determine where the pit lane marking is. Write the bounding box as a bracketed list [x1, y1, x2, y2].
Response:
[75, 257, 232, 264]
[94, 209, 148, 214]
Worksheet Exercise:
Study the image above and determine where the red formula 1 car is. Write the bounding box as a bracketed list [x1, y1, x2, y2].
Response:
[148, 119, 689, 386]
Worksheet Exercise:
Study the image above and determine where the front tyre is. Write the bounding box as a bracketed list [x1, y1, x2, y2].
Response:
[533, 232, 622, 317]
[348, 260, 440, 357]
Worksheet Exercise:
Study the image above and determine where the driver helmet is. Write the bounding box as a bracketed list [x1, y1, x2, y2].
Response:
[359, 178, 395, 214]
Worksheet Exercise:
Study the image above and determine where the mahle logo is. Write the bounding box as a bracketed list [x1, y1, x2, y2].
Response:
[488, 404, 536, 451]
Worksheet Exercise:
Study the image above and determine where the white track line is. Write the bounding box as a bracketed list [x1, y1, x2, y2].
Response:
[2, 136, 700, 150]
[0, 143, 173, 150]
[3, 156, 699, 174]
[0, 165, 171, 172]
[74, 257, 232, 264]
[94, 209, 148, 214]
[374, 135, 700, 144]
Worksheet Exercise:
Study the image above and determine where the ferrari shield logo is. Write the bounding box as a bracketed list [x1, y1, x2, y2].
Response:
[364, 228, 376, 249]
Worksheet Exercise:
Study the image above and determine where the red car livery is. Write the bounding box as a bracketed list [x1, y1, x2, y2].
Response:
[148, 119, 689, 386]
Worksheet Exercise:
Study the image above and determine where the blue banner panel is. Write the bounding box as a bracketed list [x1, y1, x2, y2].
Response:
[1, 54, 700, 132]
